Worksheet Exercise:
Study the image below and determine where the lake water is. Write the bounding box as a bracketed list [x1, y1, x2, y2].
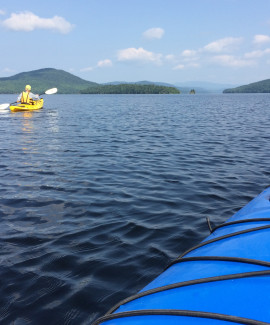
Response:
[0, 93, 270, 324]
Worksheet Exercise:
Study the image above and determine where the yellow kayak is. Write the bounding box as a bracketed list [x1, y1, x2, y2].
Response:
[10, 99, 44, 112]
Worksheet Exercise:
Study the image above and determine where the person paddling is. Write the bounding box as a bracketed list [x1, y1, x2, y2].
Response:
[17, 85, 39, 104]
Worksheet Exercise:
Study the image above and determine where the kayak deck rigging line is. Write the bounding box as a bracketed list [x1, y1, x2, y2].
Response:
[93, 309, 270, 325]
[180, 224, 270, 258]
[165, 256, 270, 271]
[209, 217, 270, 233]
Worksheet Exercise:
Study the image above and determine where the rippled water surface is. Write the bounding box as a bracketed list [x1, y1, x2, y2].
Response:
[0, 94, 270, 324]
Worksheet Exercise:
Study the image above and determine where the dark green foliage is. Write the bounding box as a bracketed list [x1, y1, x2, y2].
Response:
[80, 84, 180, 94]
[223, 79, 270, 93]
[0, 68, 98, 94]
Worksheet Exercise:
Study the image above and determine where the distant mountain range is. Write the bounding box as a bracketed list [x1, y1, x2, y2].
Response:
[103, 80, 175, 87]
[1, 68, 264, 94]
[223, 79, 270, 93]
[0, 69, 209, 94]
[103, 80, 236, 93]
[175, 81, 239, 92]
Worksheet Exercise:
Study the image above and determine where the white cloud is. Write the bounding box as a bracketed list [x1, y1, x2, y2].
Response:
[173, 62, 200, 70]
[80, 67, 93, 72]
[253, 34, 270, 45]
[182, 49, 197, 57]
[143, 27, 164, 40]
[203, 37, 243, 53]
[244, 50, 263, 59]
[97, 59, 112, 68]
[2, 11, 74, 34]
[165, 54, 176, 62]
[187, 62, 200, 68]
[0, 10, 5, 15]
[80, 59, 113, 72]
[117, 47, 162, 65]
[244, 48, 270, 59]
[173, 64, 185, 70]
[212, 55, 255, 67]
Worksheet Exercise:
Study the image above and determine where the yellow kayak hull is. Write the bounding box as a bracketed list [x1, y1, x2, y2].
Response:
[10, 99, 44, 112]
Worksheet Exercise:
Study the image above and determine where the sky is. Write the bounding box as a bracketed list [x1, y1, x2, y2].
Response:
[1, 0, 270, 85]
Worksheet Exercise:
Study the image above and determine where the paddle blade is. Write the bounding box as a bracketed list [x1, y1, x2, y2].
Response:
[0, 103, 10, 110]
[45, 88, 58, 95]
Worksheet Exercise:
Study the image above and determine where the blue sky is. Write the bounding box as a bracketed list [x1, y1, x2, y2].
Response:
[1, 0, 270, 85]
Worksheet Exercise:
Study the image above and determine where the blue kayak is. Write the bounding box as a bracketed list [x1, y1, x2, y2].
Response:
[94, 187, 270, 325]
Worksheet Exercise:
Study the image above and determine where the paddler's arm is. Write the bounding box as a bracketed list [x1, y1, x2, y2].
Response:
[30, 92, 40, 100]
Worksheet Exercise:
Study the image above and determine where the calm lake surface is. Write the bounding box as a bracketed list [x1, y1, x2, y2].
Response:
[0, 93, 270, 324]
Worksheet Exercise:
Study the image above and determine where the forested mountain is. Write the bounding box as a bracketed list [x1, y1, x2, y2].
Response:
[0, 68, 98, 94]
[223, 79, 270, 93]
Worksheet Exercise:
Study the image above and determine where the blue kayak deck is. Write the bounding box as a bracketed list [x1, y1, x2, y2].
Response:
[94, 187, 270, 325]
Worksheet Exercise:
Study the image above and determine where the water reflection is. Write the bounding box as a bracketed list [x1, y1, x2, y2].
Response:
[11, 110, 36, 153]
[21, 111, 34, 133]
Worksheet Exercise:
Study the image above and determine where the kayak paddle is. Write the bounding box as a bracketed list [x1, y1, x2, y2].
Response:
[0, 87, 58, 110]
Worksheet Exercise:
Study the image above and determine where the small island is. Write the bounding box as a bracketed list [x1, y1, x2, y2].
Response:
[189, 89, 196, 94]
[80, 84, 180, 94]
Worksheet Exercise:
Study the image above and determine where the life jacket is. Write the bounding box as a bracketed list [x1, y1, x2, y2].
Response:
[21, 91, 32, 104]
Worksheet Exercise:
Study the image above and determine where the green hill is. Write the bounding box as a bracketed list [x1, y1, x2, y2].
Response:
[0, 68, 98, 94]
[80, 84, 180, 94]
[223, 79, 270, 93]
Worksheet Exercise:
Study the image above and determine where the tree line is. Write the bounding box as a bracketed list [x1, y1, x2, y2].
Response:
[80, 84, 180, 94]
